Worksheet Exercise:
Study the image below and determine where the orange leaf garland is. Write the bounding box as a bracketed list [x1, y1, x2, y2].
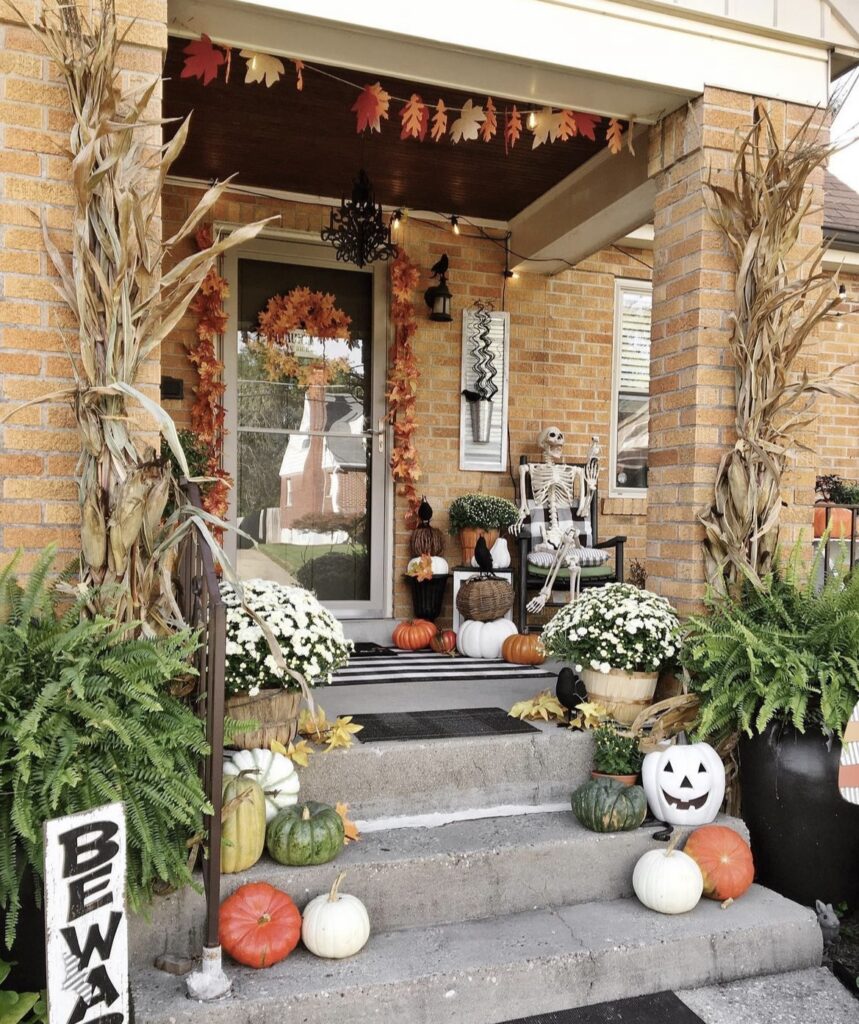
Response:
[480, 97, 497, 142]
[240, 49, 285, 87]
[352, 81, 391, 133]
[431, 100, 448, 142]
[574, 112, 601, 141]
[556, 109, 578, 141]
[181, 34, 226, 85]
[293, 59, 304, 91]
[449, 99, 485, 143]
[505, 105, 522, 153]
[400, 93, 428, 141]
[606, 118, 624, 154]
[387, 248, 423, 520]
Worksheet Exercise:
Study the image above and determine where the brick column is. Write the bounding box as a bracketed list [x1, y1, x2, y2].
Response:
[0, 1, 167, 570]
[645, 88, 825, 614]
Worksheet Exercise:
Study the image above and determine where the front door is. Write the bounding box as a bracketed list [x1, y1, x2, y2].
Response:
[223, 236, 390, 617]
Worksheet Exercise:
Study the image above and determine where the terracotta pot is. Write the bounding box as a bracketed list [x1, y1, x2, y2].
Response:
[459, 527, 499, 566]
[813, 505, 854, 539]
[226, 688, 301, 749]
[591, 770, 638, 787]
[580, 667, 659, 727]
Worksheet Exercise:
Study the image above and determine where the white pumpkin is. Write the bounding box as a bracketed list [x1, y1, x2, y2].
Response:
[456, 618, 518, 659]
[224, 748, 300, 822]
[489, 537, 512, 569]
[302, 873, 370, 959]
[641, 741, 725, 827]
[407, 555, 449, 576]
[632, 845, 703, 915]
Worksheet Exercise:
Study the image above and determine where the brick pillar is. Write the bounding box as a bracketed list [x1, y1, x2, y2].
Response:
[645, 88, 825, 614]
[0, 1, 167, 570]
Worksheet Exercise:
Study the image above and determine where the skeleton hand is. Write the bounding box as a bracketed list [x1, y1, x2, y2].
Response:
[527, 588, 550, 614]
[509, 507, 527, 538]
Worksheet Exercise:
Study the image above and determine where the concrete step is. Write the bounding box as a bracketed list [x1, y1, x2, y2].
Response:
[298, 727, 592, 820]
[131, 886, 822, 1024]
[130, 810, 748, 963]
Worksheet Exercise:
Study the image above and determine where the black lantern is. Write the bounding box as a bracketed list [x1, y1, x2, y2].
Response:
[425, 252, 453, 322]
[321, 169, 397, 268]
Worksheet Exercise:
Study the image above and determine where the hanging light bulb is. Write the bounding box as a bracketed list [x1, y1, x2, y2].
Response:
[390, 209, 404, 232]
[527, 110, 537, 130]
[450, 214, 460, 235]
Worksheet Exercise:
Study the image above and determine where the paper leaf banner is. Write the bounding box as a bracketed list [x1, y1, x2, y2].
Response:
[179, 33, 626, 156]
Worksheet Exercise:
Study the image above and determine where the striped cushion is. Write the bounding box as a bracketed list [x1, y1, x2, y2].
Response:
[521, 502, 592, 544]
[527, 546, 609, 568]
[528, 563, 614, 580]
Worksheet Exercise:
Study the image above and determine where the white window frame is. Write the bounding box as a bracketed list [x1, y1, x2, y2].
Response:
[609, 278, 652, 500]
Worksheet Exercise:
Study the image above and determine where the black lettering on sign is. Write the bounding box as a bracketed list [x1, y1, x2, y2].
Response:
[58, 822, 119, 879]
[65, 963, 119, 1024]
[61, 911, 123, 970]
[67, 863, 113, 922]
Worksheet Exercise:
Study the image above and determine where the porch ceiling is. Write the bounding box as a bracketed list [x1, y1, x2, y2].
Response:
[162, 37, 606, 222]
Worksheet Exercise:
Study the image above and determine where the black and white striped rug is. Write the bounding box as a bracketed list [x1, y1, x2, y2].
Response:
[331, 649, 555, 686]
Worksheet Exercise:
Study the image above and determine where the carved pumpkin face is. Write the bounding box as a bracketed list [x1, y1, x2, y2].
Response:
[642, 742, 725, 827]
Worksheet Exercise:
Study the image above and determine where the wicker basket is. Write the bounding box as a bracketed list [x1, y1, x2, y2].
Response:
[580, 667, 659, 727]
[455, 574, 514, 622]
[226, 688, 301, 750]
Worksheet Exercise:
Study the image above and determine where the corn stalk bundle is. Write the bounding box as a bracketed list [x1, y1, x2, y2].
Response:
[4, 0, 270, 632]
[699, 107, 852, 596]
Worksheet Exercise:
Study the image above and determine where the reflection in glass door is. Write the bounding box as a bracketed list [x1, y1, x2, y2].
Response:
[223, 240, 389, 616]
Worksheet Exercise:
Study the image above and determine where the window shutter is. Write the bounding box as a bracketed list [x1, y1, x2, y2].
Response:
[619, 291, 651, 395]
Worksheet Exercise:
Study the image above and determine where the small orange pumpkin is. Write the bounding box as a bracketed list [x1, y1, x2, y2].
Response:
[502, 633, 546, 666]
[392, 618, 437, 651]
[684, 825, 754, 901]
[430, 628, 457, 655]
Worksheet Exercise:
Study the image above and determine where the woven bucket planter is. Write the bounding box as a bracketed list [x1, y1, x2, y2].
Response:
[456, 574, 514, 622]
[226, 688, 302, 750]
[580, 667, 659, 727]
[458, 528, 499, 566]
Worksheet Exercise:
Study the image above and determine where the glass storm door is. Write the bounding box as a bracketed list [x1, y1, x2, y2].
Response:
[223, 238, 389, 617]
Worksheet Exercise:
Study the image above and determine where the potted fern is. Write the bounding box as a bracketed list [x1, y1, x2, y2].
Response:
[685, 548, 859, 907]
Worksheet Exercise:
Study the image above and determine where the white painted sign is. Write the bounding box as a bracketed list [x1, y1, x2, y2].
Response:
[44, 802, 129, 1024]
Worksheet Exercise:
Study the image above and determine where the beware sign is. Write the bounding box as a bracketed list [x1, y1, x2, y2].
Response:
[44, 802, 129, 1024]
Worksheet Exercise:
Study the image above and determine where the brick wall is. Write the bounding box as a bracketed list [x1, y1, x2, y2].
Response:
[0, 0, 167, 571]
[816, 268, 859, 480]
[161, 182, 651, 621]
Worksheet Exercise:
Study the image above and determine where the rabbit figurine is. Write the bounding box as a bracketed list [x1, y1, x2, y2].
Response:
[815, 900, 840, 948]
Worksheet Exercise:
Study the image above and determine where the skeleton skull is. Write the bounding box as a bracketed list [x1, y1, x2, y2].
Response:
[538, 426, 565, 462]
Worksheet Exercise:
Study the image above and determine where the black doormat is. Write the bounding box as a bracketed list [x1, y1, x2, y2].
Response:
[350, 642, 397, 657]
[501, 992, 704, 1023]
[353, 706, 539, 742]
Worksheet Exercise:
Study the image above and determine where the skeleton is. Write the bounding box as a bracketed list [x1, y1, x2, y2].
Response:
[510, 428, 600, 613]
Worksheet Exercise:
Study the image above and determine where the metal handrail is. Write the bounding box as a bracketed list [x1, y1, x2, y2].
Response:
[178, 480, 225, 951]
[818, 502, 859, 583]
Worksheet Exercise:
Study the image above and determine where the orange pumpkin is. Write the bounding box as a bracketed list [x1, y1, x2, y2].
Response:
[392, 618, 437, 650]
[502, 633, 546, 666]
[431, 628, 457, 655]
[813, 505, 854, 539]
[684, 825, 754, 901]
[219, 882, 301, 968]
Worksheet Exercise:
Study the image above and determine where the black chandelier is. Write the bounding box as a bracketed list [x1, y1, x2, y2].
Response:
[321, 169, 397, 268]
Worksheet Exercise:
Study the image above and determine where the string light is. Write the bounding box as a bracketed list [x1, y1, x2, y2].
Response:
[527, 110, 537, 129]
[390, 209, 404, 232]
[503, 233, 517, 279]
[450, 214, 460, 235]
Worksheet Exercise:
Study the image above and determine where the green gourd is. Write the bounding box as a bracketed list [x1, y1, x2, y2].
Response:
[267, 801, 345, 866]
[571, 777, 647, 833]
[221, 773, 267, 874]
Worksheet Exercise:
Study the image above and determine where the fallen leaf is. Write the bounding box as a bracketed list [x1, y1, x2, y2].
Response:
[299, 705, 332, 739]
[240, 49, 284, 87]
[504, 105, 522, 153]
[606, 118, 624, 154]
[324, 716, 364, 752]
[269, 739, 289, 756]
[449, 98, 485, 143]
[352, 81, 391, 133]
[574, 112, 601, 141]
[284, 739, 313, 767]
[336, 802, 362, 844]
[568, 700, 609, 731]
[509, 690, 567, 723]
[293, 59, 304, 91]
[400, 93, 428, 141]
[480, 97, 497, 142]
[431, 99, 448, 142]
[181, 34, 226, 86]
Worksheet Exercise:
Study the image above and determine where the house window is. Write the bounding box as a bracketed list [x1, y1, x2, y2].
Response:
[610, 279, 652, 496]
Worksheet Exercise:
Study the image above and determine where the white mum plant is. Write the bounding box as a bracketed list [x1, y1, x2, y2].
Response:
[220, 579, 353, 697]
[541, 583, 679, 674]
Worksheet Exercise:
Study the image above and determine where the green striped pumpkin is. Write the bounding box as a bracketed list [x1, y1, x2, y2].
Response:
[571, 777, 647, 833]
[266, 801, 345, 866]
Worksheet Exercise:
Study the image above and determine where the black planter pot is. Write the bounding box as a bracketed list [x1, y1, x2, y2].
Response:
[404, 574, 449, 621]
[740, 722, 859, 907]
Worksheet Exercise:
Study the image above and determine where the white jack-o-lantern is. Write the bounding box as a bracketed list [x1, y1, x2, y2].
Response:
[642, 741, 725, 827]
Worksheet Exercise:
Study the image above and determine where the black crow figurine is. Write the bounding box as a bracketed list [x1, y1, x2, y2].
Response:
[430, 253, 449, 278]
[473, 535, 494, 571]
